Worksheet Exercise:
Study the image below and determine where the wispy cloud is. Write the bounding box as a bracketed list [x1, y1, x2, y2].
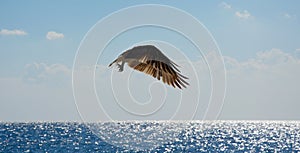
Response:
[235, 10, 252, 19]
[225, 48, 298, 71]
[283, 13, 296, 19]
[46, 31, 64, 40]
[219, 3, 254, 20]
[296, 49, 300, 58]
[23, 63, 70, 84]
[0, 29, 27, 36]
[284, 13, 292, 19]
[2, 48, 300, 121]
[220, 2, 231, 9]
[222, 49, 300, 119]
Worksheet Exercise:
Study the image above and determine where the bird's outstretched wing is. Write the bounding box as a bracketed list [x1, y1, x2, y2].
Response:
[126, 46, 189, 89]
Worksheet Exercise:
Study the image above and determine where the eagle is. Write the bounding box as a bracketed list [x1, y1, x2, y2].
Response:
[108, 45, 189, 89]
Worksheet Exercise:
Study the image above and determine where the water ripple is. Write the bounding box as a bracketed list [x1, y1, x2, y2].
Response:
[0, 121, 299, 152]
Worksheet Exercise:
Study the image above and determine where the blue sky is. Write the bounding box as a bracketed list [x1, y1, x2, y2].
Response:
[1, 1, 300, 121]
[1, 1, 299, 71]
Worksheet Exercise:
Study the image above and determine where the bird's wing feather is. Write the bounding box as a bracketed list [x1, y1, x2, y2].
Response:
[122, 45, 189, 89]
[128, 59, 189, 89]
[124, 45, 174, 66]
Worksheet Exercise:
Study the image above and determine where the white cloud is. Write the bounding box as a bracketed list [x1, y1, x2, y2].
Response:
[0, 77, 80, 121]
[221, 49, 300, 120]
[0, 29, 27, 36]
[46, 31, 64, 40]
[295, 49, 300, 58]
[23, 63, 71, 84]
[225, 48, 298, 71]
[2, 48, 300, 121]
[283, 13, 296, 19]
[21, 50, 300, 120]
[235, 10, 252, 19]
[220, 2, 231, 9]
[284, 13, 292, 19]
[282, 13, 297, 20]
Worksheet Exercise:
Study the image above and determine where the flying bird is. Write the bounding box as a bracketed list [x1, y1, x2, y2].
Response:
[108, 45, 189, 89]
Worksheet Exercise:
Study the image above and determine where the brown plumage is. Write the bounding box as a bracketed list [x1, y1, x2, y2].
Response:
[108, 45, 189, 89]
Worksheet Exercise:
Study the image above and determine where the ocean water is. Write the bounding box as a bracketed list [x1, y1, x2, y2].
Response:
[0, 121, 299, 152]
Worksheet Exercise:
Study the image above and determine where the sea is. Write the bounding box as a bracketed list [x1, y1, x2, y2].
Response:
[0, 121, 299, 152]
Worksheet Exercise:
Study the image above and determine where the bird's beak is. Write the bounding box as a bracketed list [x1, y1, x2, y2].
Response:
[108, 59, 117, 67]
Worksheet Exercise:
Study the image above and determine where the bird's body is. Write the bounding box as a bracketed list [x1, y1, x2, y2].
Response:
[109, 45, 189, 89]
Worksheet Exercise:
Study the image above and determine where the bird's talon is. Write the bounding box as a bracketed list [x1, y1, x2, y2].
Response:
[117, 64, 123, 72]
